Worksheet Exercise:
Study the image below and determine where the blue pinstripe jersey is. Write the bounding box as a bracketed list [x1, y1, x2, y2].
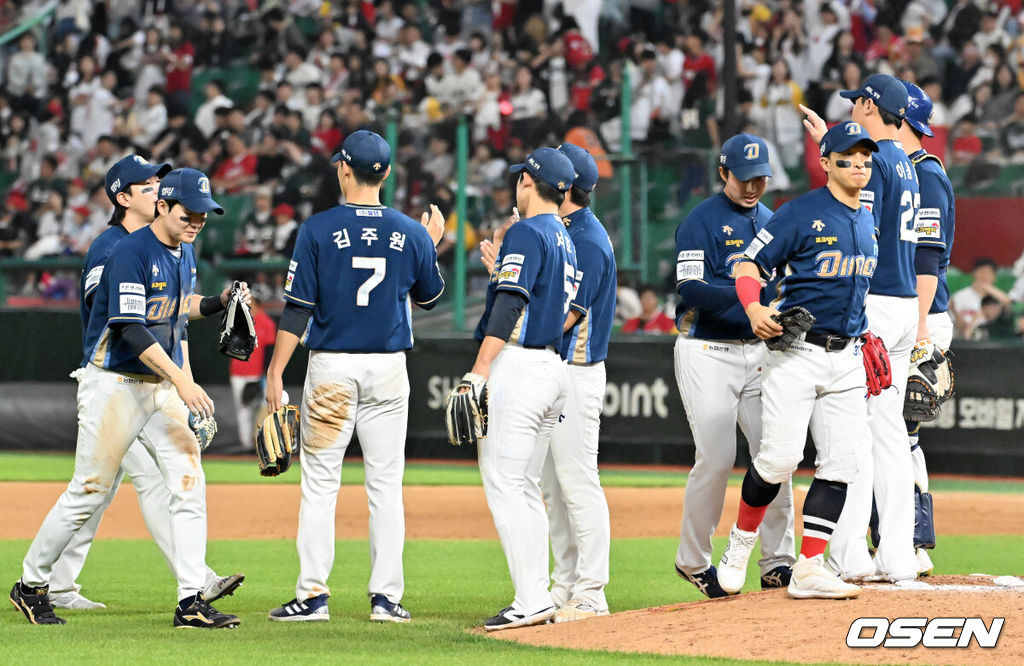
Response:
[284, 203, 445, 352]
[859, 139, 919, 298]
[80, 224, 129, 352]
[674, 193, 774, 339]
[83, 226, 194, 374]
[744, 187, 877, 337]
[560, 208, 616, 364]
[475, 214, 578, 350]
[909, 149, 955, 314]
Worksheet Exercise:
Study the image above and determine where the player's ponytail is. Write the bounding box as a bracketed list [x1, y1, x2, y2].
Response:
[108, 203, 127, 226]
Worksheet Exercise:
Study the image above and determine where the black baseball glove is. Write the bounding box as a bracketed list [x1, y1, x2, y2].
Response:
[444, 373, 488, 446]
[765, 306, 816, 351]
[219, 281, 258, 361]
[256, 405, 299, 476]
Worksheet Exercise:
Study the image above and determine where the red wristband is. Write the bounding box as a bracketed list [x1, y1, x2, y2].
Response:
[736, 275, 762, 309]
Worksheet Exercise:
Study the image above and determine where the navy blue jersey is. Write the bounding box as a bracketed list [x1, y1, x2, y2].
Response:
[910, 150, 955, 314]
[745, 187, 877, 337]
[475, 214, 578, 350]
[80, 224, 129, 352]
[560, 207, 616, 364]
[84, 226, 195, 374]
[284, 203, 444, 352]
[859, 139, 919, 298]
[674, 193, 774, 339]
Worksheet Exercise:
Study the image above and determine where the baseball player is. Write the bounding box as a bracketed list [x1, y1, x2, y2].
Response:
[13, 168, 241, 628]
[717, 121, 879, 599]
[535, 143, 616, 622]
[899, 80, 956, 577]
[800, 74, 921, 582]
[673, 133, 795, 598]
[43, 156, 244, 612]
[264, 130, 445, 624]
[461, 147, 578, 631]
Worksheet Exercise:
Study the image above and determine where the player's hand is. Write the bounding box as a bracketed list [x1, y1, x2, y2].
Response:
[178, 382, 215, 419]
[799, 104, 827, 143]
[746, 303, 784, 339]
[493, 208, 519, 246]
[221, 281, 251, 308]
[480, 239, 498, 273]
[266, 373, 284, 413]
[421, 204, 444, 246]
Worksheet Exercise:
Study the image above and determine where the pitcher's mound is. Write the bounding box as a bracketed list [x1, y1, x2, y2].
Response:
[489, 575, 1024, 664]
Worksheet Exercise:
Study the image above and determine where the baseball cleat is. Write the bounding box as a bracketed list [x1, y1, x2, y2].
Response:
[717, 524, 759, 594]
[174, 595, 240, 628]
[484, 605, 556, 632]
[675, 564, 732, 598]
[10, 582, 66, 625]
[916, 548, 934, 577]
[554, 598, 609, 623]
[268, 594, 330, 622]
[203, 573, 245, 603]
[50, 591, 106, 610]
[760, 565, 793, 589]
[787, 554, 861, 600]
[369, 594, 411, 623]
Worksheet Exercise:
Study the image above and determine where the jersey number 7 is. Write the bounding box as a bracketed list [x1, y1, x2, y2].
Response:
[352, 256, 386, 306]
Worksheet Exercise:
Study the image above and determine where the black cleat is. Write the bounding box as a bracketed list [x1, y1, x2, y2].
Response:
[676, 564, 733, 598]
[760, 565, 793, 589]
[173, 595, 241, 629]
[10, 582, 66, 625]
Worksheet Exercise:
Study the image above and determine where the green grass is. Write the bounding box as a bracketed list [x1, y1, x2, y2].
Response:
[3, 452, 1023, 494]
[2, 535, 1018, 664]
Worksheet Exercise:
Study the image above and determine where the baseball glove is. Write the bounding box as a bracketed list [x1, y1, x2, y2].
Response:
[904, 340, 955, 421]
[256, 405, 299, 477]
[765, 306, 816, 351]
[861, 331, 893, 397]
[189, 412, 218, 451]
[219, 281, 258, 361]
[444, 373, 488, 446]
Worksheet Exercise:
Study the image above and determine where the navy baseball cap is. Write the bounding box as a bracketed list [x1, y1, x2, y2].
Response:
[901, 79, 935, 137]
[819, 121, 879, 156]
[158, 168, 224, 214]
[509, 147, 575, 192]
[840, 73, 908, 119]
[331, 129, 391, 175]
[557, 143, 599, 191]
[719, 133, 773, 181]
[105, 155, 172, 205]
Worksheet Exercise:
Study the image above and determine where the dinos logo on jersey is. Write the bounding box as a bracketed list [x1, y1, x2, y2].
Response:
[814, 250, 877, 278]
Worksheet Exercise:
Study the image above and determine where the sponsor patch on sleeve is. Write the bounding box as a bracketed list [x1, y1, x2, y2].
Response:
[501, 253, 525, 267]
[755, 228, 773, 244]
[676, 261, 704, 280]
[119, 294, 146, 315]
[289, 260, 298, 272]
[119, 282, 145, 295]
[497, 266, 521, 283]
[677, 250, 705, 261]
[284, 272, 295, 292]
[745, 238, 765, 259]
[85, 266, 104, 291]
[917, 207, 940, 219]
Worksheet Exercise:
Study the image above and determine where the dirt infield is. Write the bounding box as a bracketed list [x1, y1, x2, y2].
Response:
[491, 579, 1024, 664]
[3, 482, 1023, 540]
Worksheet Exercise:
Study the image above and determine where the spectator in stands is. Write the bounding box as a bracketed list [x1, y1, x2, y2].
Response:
[212, 133, 258, 194]
[439, 48, 483, 113]
[375, 1, 405, 45]
[623, 286, 677, 334]
[311, 109, 343, 159]
[920, 77, 951, 125]
[196, 12, 237, 68]
[0, 207, 23, 258]
[124, 86, 168, 146]
[152, 105, 204, 163]
[614, 278, 642, 327]
[683, 30, 716, 89]
[26, 155, 64, 212]
[24, 191, 68, 260]
[632, 48, 671, 147]
[284, 47, 324, 88]
[237, 187, 275, 257]
[271, 203, 298, 257]
[422, 134, 455, 188]
[998, 91, 1024, 160]
[7, 33, 48, 114]
[752, 58, 805, 167]
[194, 79, 233, 139]
[951, 258, 1012, 339]
[509, 64, 548, 147]
[946, 40, 984, 103]
[826, 61, 863, 122]
[164, 22, 195, 111]
[467, 143, 508, 195]
[227, 283, 277, 452]
[969, 294, 1020, 340]
[84, 135, 121, 184]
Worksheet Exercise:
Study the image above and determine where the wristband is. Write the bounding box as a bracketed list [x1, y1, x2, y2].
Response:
[736, 275, 762, 309]
[199, 294, 226, 317]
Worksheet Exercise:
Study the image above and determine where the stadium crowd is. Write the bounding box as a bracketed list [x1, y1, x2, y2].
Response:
[1, 0, 1024, 338]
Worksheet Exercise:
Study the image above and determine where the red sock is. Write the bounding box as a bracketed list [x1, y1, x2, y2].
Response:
[736, 500, 768, 533]
[800, 536, 828, 559]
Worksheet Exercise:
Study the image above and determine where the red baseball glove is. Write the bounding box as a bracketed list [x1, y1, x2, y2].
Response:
[861, 331, 893, 397]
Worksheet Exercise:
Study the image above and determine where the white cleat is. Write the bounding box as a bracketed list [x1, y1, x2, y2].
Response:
[717, 524, 759, 594]
[916, 549, 934, 577]
[788, 554, 861, 599]
[50, 591, 106, 610]
[554, 598, 609, 623]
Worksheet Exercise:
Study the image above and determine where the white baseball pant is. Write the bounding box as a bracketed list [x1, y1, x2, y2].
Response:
[295, 351, 409, 604]
[229, 375, 262, 449]
[23, 364, 208, 600]
[673, 336, 795, 575]
[540, 361, 610, 611]
[480, 346, 568, 616]
[829, 294, 919, 580]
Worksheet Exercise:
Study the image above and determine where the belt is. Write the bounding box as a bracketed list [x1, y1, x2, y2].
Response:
[804, 333, 853, 353]
[524, 344, 557, 353]
[115, 370, 161, 384]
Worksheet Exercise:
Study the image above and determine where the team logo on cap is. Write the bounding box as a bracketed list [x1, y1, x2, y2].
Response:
[744, 143, 760, 160]
[927, 110, 935, 124]
[864, 86, 880, 100]
[133, 155, 149, 165]
[110, 178, 121, 193]
[373, 162, 382, 171]
[719, 154, 727, 164]
[198, 176, 210, 194]
[528, 157, 540, 169]
[846, 123, 863, 135]
[341, 149, 352, 162]
[558, 181, 566, 190]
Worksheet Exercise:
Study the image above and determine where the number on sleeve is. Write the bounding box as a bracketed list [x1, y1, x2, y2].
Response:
[352, 256, 386, 306]
[562, 262, 578, 314]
